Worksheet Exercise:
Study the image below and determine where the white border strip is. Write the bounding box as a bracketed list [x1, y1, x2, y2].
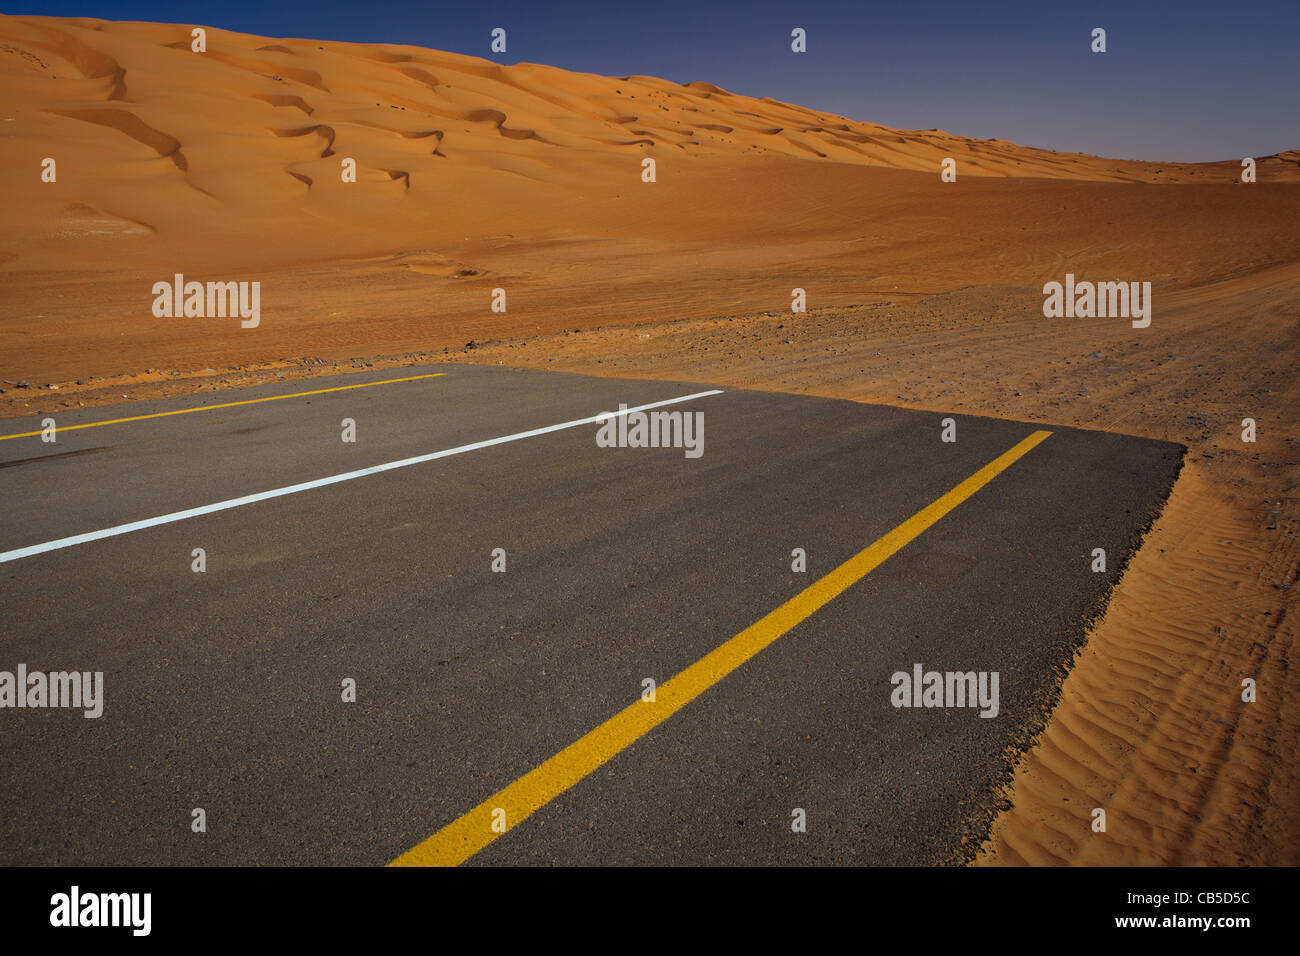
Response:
[1, 390, 724, 564]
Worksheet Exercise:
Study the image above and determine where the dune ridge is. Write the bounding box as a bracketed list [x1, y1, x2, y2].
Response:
[1, 13, 1293, 280]
[4, 15, 1297, 263]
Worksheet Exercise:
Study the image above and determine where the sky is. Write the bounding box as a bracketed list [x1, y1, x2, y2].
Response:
[8, 0, 1298, 162]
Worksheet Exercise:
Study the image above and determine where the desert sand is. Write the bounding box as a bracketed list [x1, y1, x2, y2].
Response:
[1, 14, 1297, 865]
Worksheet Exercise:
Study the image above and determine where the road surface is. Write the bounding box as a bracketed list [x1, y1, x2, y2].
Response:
[0, 365, 1182, 865]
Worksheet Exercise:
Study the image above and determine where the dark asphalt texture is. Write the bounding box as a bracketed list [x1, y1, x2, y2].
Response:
[0, 365, 1183, 865]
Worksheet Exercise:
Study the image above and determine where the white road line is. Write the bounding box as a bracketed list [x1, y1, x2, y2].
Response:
[1, 390, 724, 564]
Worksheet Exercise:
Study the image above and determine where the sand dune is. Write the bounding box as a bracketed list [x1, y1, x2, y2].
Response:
[3, 14, 1297, 278]
[51, 105, 187, 167]
[1, 14, 1298, 867]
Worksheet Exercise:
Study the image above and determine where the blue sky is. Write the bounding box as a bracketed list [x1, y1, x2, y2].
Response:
[10, 0, 1298, 161]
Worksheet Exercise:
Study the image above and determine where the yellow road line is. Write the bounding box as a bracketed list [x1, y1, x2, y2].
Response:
[0, 373, 447, 441]
[390, 428, 1054, 867]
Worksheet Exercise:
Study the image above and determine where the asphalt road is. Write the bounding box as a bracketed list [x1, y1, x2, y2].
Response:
[0, 365, 1183, 865]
